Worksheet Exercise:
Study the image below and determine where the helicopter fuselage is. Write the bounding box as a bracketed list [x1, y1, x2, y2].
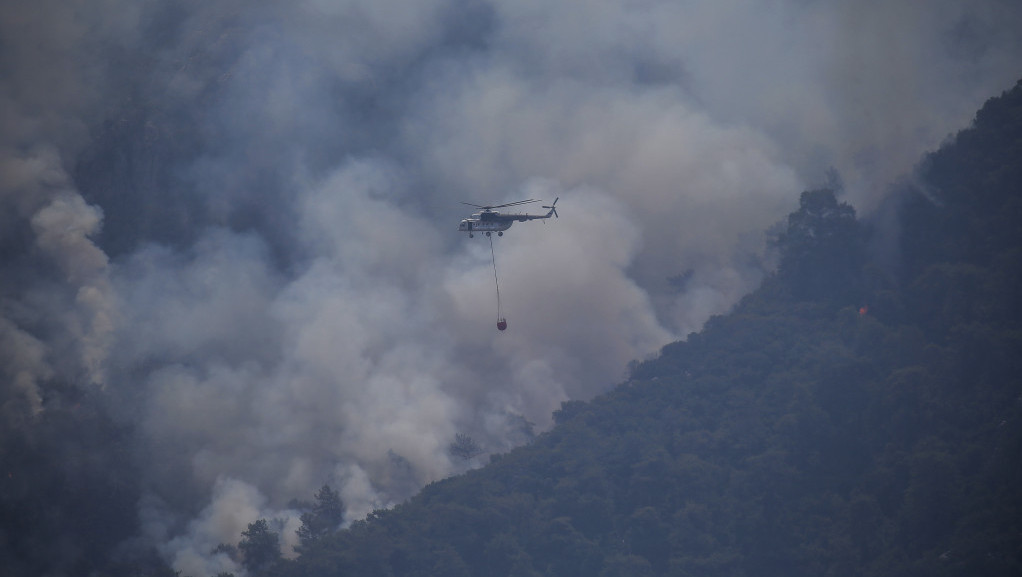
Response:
[458, 219, 514, 233]
[458, 212, 518, 234]
[458, 198, 558, 237]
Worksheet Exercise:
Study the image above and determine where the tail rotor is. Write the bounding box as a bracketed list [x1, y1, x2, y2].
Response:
[542, 197, 559, 219]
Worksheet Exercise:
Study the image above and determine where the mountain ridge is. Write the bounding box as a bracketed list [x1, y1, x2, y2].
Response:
[270, 79, 1022, 577]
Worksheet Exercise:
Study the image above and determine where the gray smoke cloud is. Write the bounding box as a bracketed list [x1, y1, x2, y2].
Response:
[0, 0, 138, 411]
[3, 0, 1021, 574]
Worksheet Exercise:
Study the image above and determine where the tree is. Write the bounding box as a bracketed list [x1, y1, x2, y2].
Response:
[774, 188, 865, 302]
[296, 485, 345, 552]
[238, 519, 280, 574]
[448, 433, 483, 460]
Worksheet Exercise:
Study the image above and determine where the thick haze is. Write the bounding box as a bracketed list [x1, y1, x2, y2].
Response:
[2, 0, 1021, 574]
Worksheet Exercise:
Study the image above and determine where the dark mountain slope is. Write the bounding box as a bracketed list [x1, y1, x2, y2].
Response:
[274, 81, 1022, 577]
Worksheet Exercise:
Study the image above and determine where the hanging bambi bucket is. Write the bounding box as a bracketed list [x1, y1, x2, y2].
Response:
[489, 236, 508, 332]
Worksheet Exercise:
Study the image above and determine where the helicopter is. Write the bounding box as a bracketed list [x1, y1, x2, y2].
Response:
[458, 198, 558, 237]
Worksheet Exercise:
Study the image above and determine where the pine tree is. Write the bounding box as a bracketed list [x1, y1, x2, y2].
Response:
[296, 485, 344, 552]
[238, 519, 280, 574]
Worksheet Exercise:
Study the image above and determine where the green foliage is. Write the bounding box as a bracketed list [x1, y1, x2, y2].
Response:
[283, 80, 1022, 577]
[901, 79, 1022, 278]
[773, 188, 866, 302]
[295, 485, 344, 554]
[239, 519, 282, 575]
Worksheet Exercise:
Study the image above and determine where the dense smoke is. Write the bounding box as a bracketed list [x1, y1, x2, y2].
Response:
[2, 0, 1021, 574]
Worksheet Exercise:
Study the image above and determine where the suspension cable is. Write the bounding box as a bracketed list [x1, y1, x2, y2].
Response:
[489, 234, 502, 322]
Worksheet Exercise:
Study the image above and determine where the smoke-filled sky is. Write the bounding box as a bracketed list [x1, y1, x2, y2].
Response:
[2, 0, 1021, 574]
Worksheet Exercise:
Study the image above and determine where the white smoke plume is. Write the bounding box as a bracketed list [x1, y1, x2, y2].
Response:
[3, 0, 1021, 575]
[156, 477, 302, 577]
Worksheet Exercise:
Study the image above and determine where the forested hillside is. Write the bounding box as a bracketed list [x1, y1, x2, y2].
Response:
[232, 80, 1022, 577]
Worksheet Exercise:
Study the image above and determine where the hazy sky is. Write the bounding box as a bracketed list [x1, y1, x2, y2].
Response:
[2, 0, 1020, 574]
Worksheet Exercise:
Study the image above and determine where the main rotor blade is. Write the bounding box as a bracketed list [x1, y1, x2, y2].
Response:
[462, 199, 539, 210]
[487, 199, 539, 209]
